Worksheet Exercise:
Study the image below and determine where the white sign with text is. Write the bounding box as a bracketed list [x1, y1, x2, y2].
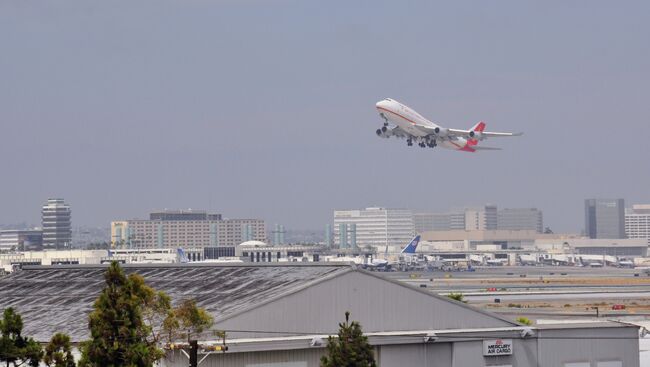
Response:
[483, 339, 513, 356]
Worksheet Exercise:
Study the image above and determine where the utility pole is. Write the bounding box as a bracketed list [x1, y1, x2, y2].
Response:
[189, 340, 198, 367]
[591, 306, 599, 318]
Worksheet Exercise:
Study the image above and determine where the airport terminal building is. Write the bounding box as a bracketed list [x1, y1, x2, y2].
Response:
[0, 263, 640, 367]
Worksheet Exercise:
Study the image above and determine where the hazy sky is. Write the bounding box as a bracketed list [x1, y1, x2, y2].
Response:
[1, 1, 648, 233]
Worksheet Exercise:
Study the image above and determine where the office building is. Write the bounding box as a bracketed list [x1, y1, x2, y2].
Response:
[464, 205, 497, 231]
[337, 223, 348, 248]
[324, 224, 332, 247]
[498, 208, 543, 233]
[110, 209, 266, 249]
[585, 198, 625, 239]
[272, 224, 285, 245]
[413, 212, 454, 233]
[41, 198, 72, 249]
[0, 229, 43, 252]
[348, 223, 357, 248]
[449, 211, 466, 230]
[626, 204, 650, 240]
[416, 206, 497, 232]
[333, 207, 414, 252]
[149, 210, 221, 221]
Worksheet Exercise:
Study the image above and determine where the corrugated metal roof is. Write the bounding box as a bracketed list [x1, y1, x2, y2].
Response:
[0, 263, 351, 342]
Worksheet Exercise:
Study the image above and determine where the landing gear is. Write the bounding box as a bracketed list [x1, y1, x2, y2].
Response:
[407, 138, 413, 146]
[381, 126, 387, 133]
[426, 139, 437, 148]
[380, 113, 389, 126]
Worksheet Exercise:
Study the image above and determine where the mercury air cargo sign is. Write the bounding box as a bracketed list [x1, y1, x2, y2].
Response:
[483, 339, 513, 356]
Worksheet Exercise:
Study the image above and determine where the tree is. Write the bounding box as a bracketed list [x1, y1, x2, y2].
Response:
[446, 293, 466, 303]
[78, 261, 164, 367]
[320, 312, 376, 367]
[141, 290, 174, 345]
[43, 333, 75, 367]
[0, 307, 43, 367]
[163, 299, 213, 343]
[516, 317, 533, 326]
[86, 242, 110, 250]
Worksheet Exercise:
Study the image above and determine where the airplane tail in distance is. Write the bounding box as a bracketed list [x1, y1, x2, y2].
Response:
[177, 248, 189, 263]
[400, 235, 421, 254]
[470, 121, 486, 132]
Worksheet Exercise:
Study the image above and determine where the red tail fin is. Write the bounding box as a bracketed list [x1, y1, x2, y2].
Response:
[470, 121, 486, 132]
[467, 121, 485, 146]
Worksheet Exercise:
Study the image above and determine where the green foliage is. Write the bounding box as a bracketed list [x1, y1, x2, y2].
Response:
[43, 333, 75, 367]
[78, 261, 164, 367]
[163, 299, 214, 343]
[516, 317, 533, 326]
[446, 293, 466, 303]
[0, 307, 43, 367]
[320, 312, 376, 367]
[85, 242, 110, 250]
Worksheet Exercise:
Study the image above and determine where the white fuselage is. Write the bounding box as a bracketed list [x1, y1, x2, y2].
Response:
[376, 98, 470, 151]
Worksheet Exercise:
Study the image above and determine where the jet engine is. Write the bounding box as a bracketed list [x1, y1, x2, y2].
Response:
[376, 128, 390, 138]
[434, 127, 449, 137]
[468, 131, 483, 140]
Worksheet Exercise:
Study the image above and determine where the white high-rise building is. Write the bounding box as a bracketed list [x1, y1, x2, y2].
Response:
[625, 204, 650, 241]
[333, 207, 414, 253]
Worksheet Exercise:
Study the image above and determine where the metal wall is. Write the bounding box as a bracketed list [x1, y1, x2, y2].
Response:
[538, 326, 639, 367]
[377, 343, 452, 367]
[216, 271, 513, 339]
[163, 348, 324, 367]
[161, 328, 639, 367]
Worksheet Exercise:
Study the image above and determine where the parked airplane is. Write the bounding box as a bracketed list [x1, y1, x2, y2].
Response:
[375, 98, 522, 152]
[365, 235, 421, 270]
[618, 260, 635, 268]
[486, 258, 507, 266]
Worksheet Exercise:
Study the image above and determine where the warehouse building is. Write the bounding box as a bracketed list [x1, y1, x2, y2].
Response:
[0, 263, 639, 367]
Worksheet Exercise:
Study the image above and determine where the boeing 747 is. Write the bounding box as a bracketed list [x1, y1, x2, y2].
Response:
[375, 98, 522, 152]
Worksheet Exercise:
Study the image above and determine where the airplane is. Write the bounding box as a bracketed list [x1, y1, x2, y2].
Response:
[618, 260, 634, 268]
[375, 98, 522, 152]
[364, 235, 421, 270]
[486, 258, 507, 266]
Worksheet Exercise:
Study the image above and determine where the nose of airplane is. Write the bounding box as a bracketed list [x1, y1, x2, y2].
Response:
[376, 100, 388, 110]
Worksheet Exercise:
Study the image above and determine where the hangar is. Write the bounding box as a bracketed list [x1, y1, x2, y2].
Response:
[0, 263, 640, 366]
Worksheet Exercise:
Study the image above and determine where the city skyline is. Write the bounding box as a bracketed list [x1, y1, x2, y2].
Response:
[3, 198, 650, 234]
[1, 2, 649, 233]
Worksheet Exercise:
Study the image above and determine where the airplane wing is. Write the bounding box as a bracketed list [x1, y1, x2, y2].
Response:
[448, 129, 523, 138]
[472, 146, 502, 151]
[382, 126, 410, 138]
[411, 124, 522, 140]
